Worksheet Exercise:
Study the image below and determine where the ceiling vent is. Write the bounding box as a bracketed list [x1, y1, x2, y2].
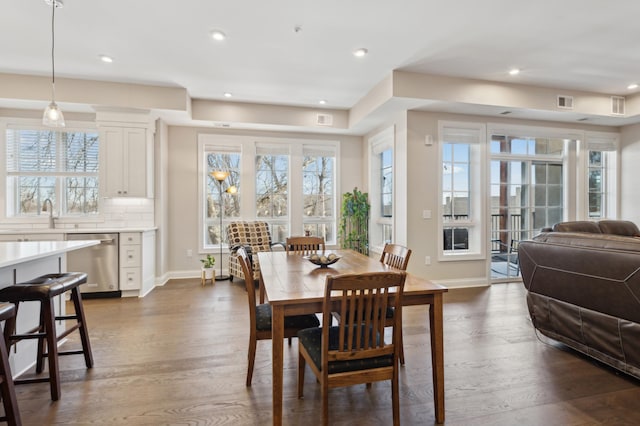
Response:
[611, 96, 625, 115]
[316, 113, 333, 126]
[557, 95, 574, 109]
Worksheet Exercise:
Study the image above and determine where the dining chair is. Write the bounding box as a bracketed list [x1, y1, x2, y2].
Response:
[236, 247, 320, 387]
[297, 271, 407, 426]
[380, 243, 412, 365]
[285, 236, 325, 255]
[332, 243, 412, 365]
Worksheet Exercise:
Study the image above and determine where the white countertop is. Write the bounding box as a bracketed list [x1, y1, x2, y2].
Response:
[0, 240, 100, 269]
[0, 228, 156, 235]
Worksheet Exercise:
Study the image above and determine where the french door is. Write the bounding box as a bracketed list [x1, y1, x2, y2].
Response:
[489, 138, 564, 281]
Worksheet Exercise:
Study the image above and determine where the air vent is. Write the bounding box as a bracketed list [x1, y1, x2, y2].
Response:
[316, 113, 333, 126]
[611, 96, 625, 115]
[557, 95, 574, 109]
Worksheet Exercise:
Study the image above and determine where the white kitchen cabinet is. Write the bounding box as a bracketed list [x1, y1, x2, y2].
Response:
[101, 126, 153, 198]
[119, 231, 155, 296]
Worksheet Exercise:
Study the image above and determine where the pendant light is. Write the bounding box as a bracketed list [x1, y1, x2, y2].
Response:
[43, 0, 65, 127]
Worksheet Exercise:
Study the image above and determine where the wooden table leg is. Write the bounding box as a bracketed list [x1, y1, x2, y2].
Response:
[272, 305, 285, 425]
[429, 293, 445, 423]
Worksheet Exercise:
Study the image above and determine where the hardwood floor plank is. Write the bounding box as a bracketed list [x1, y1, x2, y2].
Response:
[6, 279, 640, 425]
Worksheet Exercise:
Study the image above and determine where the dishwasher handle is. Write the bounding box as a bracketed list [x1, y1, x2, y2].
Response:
[99, 238, 116, 244]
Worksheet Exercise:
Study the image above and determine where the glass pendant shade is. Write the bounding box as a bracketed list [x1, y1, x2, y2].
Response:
[43, 100, 65, 127]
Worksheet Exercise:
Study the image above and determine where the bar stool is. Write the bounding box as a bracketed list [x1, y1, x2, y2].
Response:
[0, 272, 93, 401]
[0, 303, 21, 426]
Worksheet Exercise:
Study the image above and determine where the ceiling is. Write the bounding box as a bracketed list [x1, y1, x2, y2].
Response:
[3, 0, 640, 131]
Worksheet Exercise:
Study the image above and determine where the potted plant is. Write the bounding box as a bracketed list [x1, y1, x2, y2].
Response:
[201, 254, 216, 280]
[338, 187, 370, 255]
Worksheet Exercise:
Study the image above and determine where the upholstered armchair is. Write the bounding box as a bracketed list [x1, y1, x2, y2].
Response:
[227, 221, 284, 282]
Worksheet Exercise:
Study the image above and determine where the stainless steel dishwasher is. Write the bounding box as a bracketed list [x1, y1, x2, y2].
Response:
[66, 233, 120, 298]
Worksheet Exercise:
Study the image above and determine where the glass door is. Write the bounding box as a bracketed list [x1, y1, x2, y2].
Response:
[489, 135, 564, 281]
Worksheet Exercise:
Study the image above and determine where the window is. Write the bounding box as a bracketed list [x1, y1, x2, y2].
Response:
[439, 122, 485, 258]
[583, 133, 618, 219]
[5, 127, 99, 217]
[198, 135, 339, 252]
[303, 147, 335, 242]
[368, 127, 394, 252]
[203, 148, 241, 247]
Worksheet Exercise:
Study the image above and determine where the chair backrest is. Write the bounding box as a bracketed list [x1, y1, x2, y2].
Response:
[236, 247, 258, 324]
[285, 236, 325, 255]
[322, 271, 406, 365]
[227, 221, 273, 252]
[379, 243, 412, 270]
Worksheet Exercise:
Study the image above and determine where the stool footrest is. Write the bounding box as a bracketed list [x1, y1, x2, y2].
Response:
[55, 315, 79, 321]
[15, 377, 50, 385]
[10, 332, 47, 341]
[57, 324, 81, 340]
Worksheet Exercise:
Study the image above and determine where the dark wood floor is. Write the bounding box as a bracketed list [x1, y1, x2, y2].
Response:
[9, 279, 640, 425]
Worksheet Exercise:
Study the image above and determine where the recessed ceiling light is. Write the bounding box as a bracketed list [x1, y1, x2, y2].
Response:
[509, 68, 520, 76]
[99, 55, 113, 63]
[223, 92, 232, 98]
[628, 83, 638, 90]
[319, 99, 327, 105]
[353, 48, 368, 58]
[211, 30, 226, 41]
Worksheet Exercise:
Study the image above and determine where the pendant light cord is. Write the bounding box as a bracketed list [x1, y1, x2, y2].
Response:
[50, 0, 56, 100]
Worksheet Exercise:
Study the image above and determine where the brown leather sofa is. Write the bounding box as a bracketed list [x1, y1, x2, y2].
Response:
[519, 220, 640, 379]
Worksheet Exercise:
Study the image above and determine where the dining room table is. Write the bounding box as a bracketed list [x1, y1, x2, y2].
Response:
[258, 249, 448, 425]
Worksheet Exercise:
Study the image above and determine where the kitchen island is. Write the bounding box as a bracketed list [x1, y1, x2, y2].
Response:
[0, 240, 99, 377]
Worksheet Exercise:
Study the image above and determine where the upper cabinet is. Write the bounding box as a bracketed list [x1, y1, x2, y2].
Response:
[97, 110, 155, 198]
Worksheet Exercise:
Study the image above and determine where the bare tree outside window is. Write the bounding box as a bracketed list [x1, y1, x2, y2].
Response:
[205, 152, 241, 245]
[303, 154, 334, 241]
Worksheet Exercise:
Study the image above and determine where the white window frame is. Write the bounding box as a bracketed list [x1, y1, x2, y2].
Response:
[198, 134, 339, 253]
[368, 126, 394, 254]
[0, 119, 101, 224]
[578, 131, 619, 220]
[438, 121, 487, 261]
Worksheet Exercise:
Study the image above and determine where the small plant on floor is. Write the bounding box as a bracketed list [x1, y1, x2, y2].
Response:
[200, 254, 216, 268]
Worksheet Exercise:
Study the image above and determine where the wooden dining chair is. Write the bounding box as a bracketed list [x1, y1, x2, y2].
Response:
[285, 236, 325, 255]
[380, 243, 412, 365]
[297, 271, 407, 426]
[236, 247, 320, 387]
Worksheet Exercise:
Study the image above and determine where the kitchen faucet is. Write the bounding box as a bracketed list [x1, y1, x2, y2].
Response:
[42, 198, 56, 229]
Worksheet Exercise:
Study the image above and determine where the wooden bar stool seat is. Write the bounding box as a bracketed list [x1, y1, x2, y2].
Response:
[0, 272, 93, 401]
[0, 303, 21, 425]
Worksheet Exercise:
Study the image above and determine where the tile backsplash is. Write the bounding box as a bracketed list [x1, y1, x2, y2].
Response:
[0, 198, 154, 231]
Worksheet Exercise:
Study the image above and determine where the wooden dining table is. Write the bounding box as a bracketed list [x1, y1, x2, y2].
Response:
[258, 249, 448, 425]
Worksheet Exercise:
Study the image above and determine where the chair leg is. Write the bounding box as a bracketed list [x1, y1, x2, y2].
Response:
[392, 370, 400, 426]
[288, 337, 292, 346]
[297, 351, 305, 398]
[71, 288, 93, 368]
[43, 299, 60, 401]
[35, 305, 46, 374]
[321, 378, 329, 426]
[0, 328, 21, 426]
[398, 327, 405, 366]
[246, 336, 257, 387]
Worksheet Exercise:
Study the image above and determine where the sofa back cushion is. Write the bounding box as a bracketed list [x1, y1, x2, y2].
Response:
[552, 221, 601, 233]
[597, 220, 640, 236]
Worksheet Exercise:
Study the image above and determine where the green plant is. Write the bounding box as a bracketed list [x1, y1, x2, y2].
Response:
[338, 187, 370, 255]
[200, 254, 216, 268]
